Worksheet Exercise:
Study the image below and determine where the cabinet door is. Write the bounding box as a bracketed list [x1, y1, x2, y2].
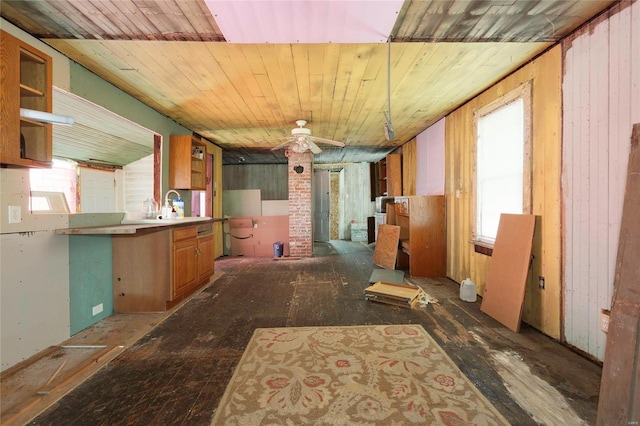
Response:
[169, 135, 206, 190]
[172, 239, 198, 298]
[377, 157, 387, 196]
[386, 154, 402, 196]
[197, 233, 214, 280]
[0, 30, 52, 167]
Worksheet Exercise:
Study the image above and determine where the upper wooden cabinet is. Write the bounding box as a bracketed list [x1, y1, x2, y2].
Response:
[376, 156, 388, 197]
[386, 153, 402, 196]
[0, 30, 53, 167]
[371, 153, 402, 198]
[169, 135, 206, 190]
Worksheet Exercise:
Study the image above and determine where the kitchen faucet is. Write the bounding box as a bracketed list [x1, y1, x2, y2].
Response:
[162, 189, 181, 217]
[164, 189, 181, 207]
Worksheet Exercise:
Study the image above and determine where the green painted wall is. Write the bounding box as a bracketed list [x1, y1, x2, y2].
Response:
[69, 62, 192, 201]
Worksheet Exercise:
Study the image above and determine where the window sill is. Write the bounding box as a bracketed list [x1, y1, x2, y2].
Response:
[471, 240, 494, 256]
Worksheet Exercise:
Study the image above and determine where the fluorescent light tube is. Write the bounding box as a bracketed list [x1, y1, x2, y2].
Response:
[20, 108, 74, 126]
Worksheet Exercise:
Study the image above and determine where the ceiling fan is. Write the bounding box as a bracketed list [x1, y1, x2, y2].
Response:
[271, 120, 345, 154]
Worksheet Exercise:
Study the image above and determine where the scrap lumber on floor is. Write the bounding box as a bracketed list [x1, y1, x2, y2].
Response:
[364, 281, 422, 308]
[0, 343, 124, 426]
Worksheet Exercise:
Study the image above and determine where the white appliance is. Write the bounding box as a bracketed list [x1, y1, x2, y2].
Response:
[374, 213, 387, 240]
[375, 196, 394, 213]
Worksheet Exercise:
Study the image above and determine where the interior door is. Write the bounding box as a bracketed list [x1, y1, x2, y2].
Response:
[79, 167, 115, 213]
[314, 170, 330, 242]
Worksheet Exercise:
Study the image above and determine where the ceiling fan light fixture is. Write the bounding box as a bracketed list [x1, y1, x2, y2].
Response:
[292, 128, 311, 137]
[290, 141, 306, 153]
[271, 119, 345, 155]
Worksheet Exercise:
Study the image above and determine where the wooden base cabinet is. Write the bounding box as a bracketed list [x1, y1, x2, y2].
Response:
[113, 224, 215, 313]
[171, 224, 214, 300]
[113, 231, 171, 313]
[393, 195, 446, 278]
[196, 231, 214, 279]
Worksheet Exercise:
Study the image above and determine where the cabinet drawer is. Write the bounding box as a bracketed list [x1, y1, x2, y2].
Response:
[197, 224, 213, 236]
[173, 226, 197, 242]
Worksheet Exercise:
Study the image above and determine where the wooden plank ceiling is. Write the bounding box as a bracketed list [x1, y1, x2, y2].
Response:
[1, 0, 617, 165]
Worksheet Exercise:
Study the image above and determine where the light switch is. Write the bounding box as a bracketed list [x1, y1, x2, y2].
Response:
[8, 206, 21, 223]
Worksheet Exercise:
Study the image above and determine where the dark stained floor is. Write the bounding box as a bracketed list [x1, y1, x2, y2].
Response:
[30, 241, 601, 425]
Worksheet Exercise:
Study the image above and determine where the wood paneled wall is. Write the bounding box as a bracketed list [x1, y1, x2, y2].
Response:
[338, 163, 375, 240]
[122, 154, 154, 214]
[222, 164, 288, 200]
[562, 0, 640, 360]
[205, 142, 224, 259]
[402, 138, 417, 196]
[445, 45, 562, 339]
[222, 163, 373, 243]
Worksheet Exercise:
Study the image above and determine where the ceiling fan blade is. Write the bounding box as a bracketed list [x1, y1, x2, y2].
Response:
[311, 136, 345, 148]
[308, 140, 322, 154]
[271, 138, 295, 151]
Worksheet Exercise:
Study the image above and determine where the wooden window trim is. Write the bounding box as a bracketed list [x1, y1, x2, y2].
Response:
[471, 80, 533, 243]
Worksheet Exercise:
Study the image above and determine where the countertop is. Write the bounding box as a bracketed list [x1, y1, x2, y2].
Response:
[56, 217, 224, 235]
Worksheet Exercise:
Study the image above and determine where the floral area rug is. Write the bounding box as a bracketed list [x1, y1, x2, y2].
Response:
[211, 324, 509, 425]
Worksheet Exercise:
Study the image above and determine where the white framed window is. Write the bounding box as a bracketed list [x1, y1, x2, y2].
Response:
[30, 191, 71, 213]
[473, 82, 532, 245]
[30, 158, 77, 213]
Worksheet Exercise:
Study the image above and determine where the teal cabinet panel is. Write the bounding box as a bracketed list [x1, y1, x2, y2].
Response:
[69, 235, 113, 335]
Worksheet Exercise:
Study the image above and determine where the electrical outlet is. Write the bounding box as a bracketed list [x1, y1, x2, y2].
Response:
[8, 206, 21, 224]
[92, 303, 104, 316]
[538, 276, 545, 290]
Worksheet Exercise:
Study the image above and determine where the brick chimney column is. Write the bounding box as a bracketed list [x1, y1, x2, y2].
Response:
[288, 151, 313, 257]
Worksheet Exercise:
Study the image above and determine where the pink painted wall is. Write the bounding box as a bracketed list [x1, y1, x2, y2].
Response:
[416, 118, 445, 196]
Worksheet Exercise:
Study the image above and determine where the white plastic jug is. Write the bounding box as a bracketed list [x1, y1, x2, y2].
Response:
[460, 278, 477, 302]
